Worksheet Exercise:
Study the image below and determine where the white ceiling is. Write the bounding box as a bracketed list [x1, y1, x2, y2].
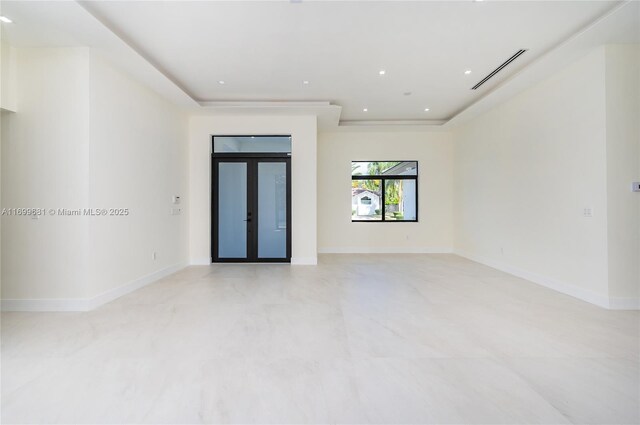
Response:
[1, 1, 638, 127]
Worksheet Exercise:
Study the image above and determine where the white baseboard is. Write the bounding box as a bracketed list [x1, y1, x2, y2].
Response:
[609, 297, 640, 310]
[190, 258, 212, 265]
[318, 247, 453, 254]
[291, 257, 318, 265]
[453, 250, 620, 309]
[1, 262, 188, 312]
[0, 298, 90, 312]
[86, 262, 188, 310]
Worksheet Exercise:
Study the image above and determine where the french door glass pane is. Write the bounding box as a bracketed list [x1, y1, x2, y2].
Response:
[218, 162, 247, 258]
[258, 162, 287, 258]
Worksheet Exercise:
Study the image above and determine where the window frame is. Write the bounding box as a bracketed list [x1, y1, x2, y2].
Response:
[351, 161, 419, 223]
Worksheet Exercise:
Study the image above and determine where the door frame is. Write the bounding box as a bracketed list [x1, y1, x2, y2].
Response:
[211, 152, 292, 263]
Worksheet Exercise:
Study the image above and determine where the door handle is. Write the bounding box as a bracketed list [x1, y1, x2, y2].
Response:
[243, 219, 252, 222]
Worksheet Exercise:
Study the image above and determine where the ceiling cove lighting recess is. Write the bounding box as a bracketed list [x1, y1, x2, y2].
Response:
[0, 16, 13, 23]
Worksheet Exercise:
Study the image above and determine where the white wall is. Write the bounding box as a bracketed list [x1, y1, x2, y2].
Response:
[1, 47, 189, 310]
[453, 45, 640, 309]
[0, 28, 16, 112]
[88, 52, 189, 299]
[318, 131, 453, 253]
[189, 115, 317, 265]
[605, 45, 640, 305]
[1, 48, 91, 302]
[2, 42, 635, 311]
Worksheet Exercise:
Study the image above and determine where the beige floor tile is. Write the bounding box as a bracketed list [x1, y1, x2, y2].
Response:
[2, 254, 638, 424]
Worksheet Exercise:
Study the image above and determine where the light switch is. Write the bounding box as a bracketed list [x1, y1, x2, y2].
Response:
[583, 207, 593, 218]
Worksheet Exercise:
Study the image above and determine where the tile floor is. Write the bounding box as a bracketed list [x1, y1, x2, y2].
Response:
[2, 254, 639, 424]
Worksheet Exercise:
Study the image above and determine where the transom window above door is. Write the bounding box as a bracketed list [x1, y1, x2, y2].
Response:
[213, 135, 291, 153]
[351, 161, 418, 222]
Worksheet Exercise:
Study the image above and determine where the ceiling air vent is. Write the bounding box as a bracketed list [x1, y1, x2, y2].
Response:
[471, 49, 527, 90]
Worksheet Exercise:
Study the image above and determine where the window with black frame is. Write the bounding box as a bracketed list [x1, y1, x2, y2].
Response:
[351, 161, 418, 222]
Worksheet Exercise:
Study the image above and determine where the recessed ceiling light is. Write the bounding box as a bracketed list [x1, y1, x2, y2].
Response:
[379, 70, 386, 75]
[0, 16, 13, 23]
[303, 80, 310, 85]
[218, 80, 225, 85]
[363, 108, 368, 112]
[424, 108, 430, 112]
[464, 70, 472, 75]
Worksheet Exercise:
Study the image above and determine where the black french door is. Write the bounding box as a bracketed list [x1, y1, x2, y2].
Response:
[212, 155, 291, 263]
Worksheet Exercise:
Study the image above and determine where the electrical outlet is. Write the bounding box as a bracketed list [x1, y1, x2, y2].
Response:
[583, 207, 593, 218]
